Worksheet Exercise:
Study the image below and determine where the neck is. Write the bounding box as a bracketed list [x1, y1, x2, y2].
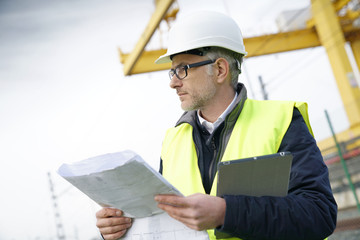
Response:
[199, 87, 236, 123]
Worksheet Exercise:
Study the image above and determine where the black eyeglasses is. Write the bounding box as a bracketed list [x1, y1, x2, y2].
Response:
[168, 59, 216, 80]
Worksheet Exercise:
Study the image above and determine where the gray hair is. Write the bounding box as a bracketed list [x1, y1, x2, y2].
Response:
[204, 47, 244, 89]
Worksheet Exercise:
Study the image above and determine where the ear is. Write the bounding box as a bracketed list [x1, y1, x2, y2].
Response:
[214, 58, 229, 84]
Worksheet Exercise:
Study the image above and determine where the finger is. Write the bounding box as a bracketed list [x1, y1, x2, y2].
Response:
[102, 229, 128, 240]
[166, 211, 202, 231]
[96, 208, 123, 219]
[96, 216, 132, 228]
[157, 202, 196, 220]
[100, 221, 132, 235]
[155, 195, 188, 207]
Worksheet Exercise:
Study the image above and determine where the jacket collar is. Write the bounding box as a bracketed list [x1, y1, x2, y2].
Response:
[175, 83, 248, 127]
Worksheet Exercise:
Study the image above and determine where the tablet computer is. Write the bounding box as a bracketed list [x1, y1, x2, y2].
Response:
[215, 152, 292, 238]
[217, 152, 293, 198]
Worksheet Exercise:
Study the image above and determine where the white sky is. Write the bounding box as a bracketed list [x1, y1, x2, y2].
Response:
[0, 0, 350, 239]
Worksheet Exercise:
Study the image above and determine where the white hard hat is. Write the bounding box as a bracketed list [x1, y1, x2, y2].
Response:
[155, 11, 247, 64]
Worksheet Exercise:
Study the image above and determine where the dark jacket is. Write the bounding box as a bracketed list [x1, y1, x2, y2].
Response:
[160, 83, 337, 240]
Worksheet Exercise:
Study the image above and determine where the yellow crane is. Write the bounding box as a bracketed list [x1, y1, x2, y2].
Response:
[118, 0, 360, 155]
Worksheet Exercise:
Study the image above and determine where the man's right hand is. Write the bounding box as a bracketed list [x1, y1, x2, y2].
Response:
[96, 208, 132, 240]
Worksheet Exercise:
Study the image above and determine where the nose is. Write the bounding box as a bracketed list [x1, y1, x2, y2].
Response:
[169, 75, 182, 89]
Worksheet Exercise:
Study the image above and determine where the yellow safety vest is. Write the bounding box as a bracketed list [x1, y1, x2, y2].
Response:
[161, 99, 314, 240]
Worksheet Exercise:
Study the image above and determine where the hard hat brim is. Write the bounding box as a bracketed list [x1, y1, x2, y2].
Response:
[155, 54, 172, 64]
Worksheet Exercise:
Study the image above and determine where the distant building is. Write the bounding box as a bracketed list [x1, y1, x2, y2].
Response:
[276, 7, 311, 32]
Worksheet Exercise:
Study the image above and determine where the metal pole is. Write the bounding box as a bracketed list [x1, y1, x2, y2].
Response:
[258, 75, 268, 100]
[325, 110, 360, 213]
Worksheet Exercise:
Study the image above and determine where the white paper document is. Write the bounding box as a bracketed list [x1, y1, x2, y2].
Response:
[58, 150, 209, 240]
[58, 150, 181, 218]
[123, 212, 209, 240]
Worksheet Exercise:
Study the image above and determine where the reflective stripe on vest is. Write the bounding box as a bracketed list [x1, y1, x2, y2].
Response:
[161, 99, 312, 240]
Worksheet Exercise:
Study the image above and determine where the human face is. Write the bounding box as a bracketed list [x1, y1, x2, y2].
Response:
[170, 54, 217, 111]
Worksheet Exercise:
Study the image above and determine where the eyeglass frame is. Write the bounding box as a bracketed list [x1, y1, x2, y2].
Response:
[168, 59, 217, 80]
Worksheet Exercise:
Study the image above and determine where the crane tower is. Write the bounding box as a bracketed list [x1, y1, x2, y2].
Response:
[48, 172, 66, 240]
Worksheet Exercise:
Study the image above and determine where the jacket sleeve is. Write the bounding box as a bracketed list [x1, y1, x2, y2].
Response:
[217, 108, 337, 240]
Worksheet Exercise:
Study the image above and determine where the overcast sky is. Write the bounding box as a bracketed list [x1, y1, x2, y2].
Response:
[0, 0, 350, 239]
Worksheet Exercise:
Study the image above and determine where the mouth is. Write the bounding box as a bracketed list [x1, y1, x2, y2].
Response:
[177, 90, 187, 97]
[176, 91, 187, 101]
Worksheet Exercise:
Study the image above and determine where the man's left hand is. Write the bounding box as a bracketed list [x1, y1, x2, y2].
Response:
[154, 193, 226, 231]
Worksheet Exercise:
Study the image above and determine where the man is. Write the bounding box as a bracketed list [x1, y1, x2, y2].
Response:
[96, 11, 337, 240]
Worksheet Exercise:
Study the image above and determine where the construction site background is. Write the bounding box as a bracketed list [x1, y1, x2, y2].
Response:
[311, 98, 360, 239]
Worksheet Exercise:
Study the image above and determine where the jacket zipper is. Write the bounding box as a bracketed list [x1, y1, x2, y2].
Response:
[208, 138, 217, 182]
[209, 119, 231, 185]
